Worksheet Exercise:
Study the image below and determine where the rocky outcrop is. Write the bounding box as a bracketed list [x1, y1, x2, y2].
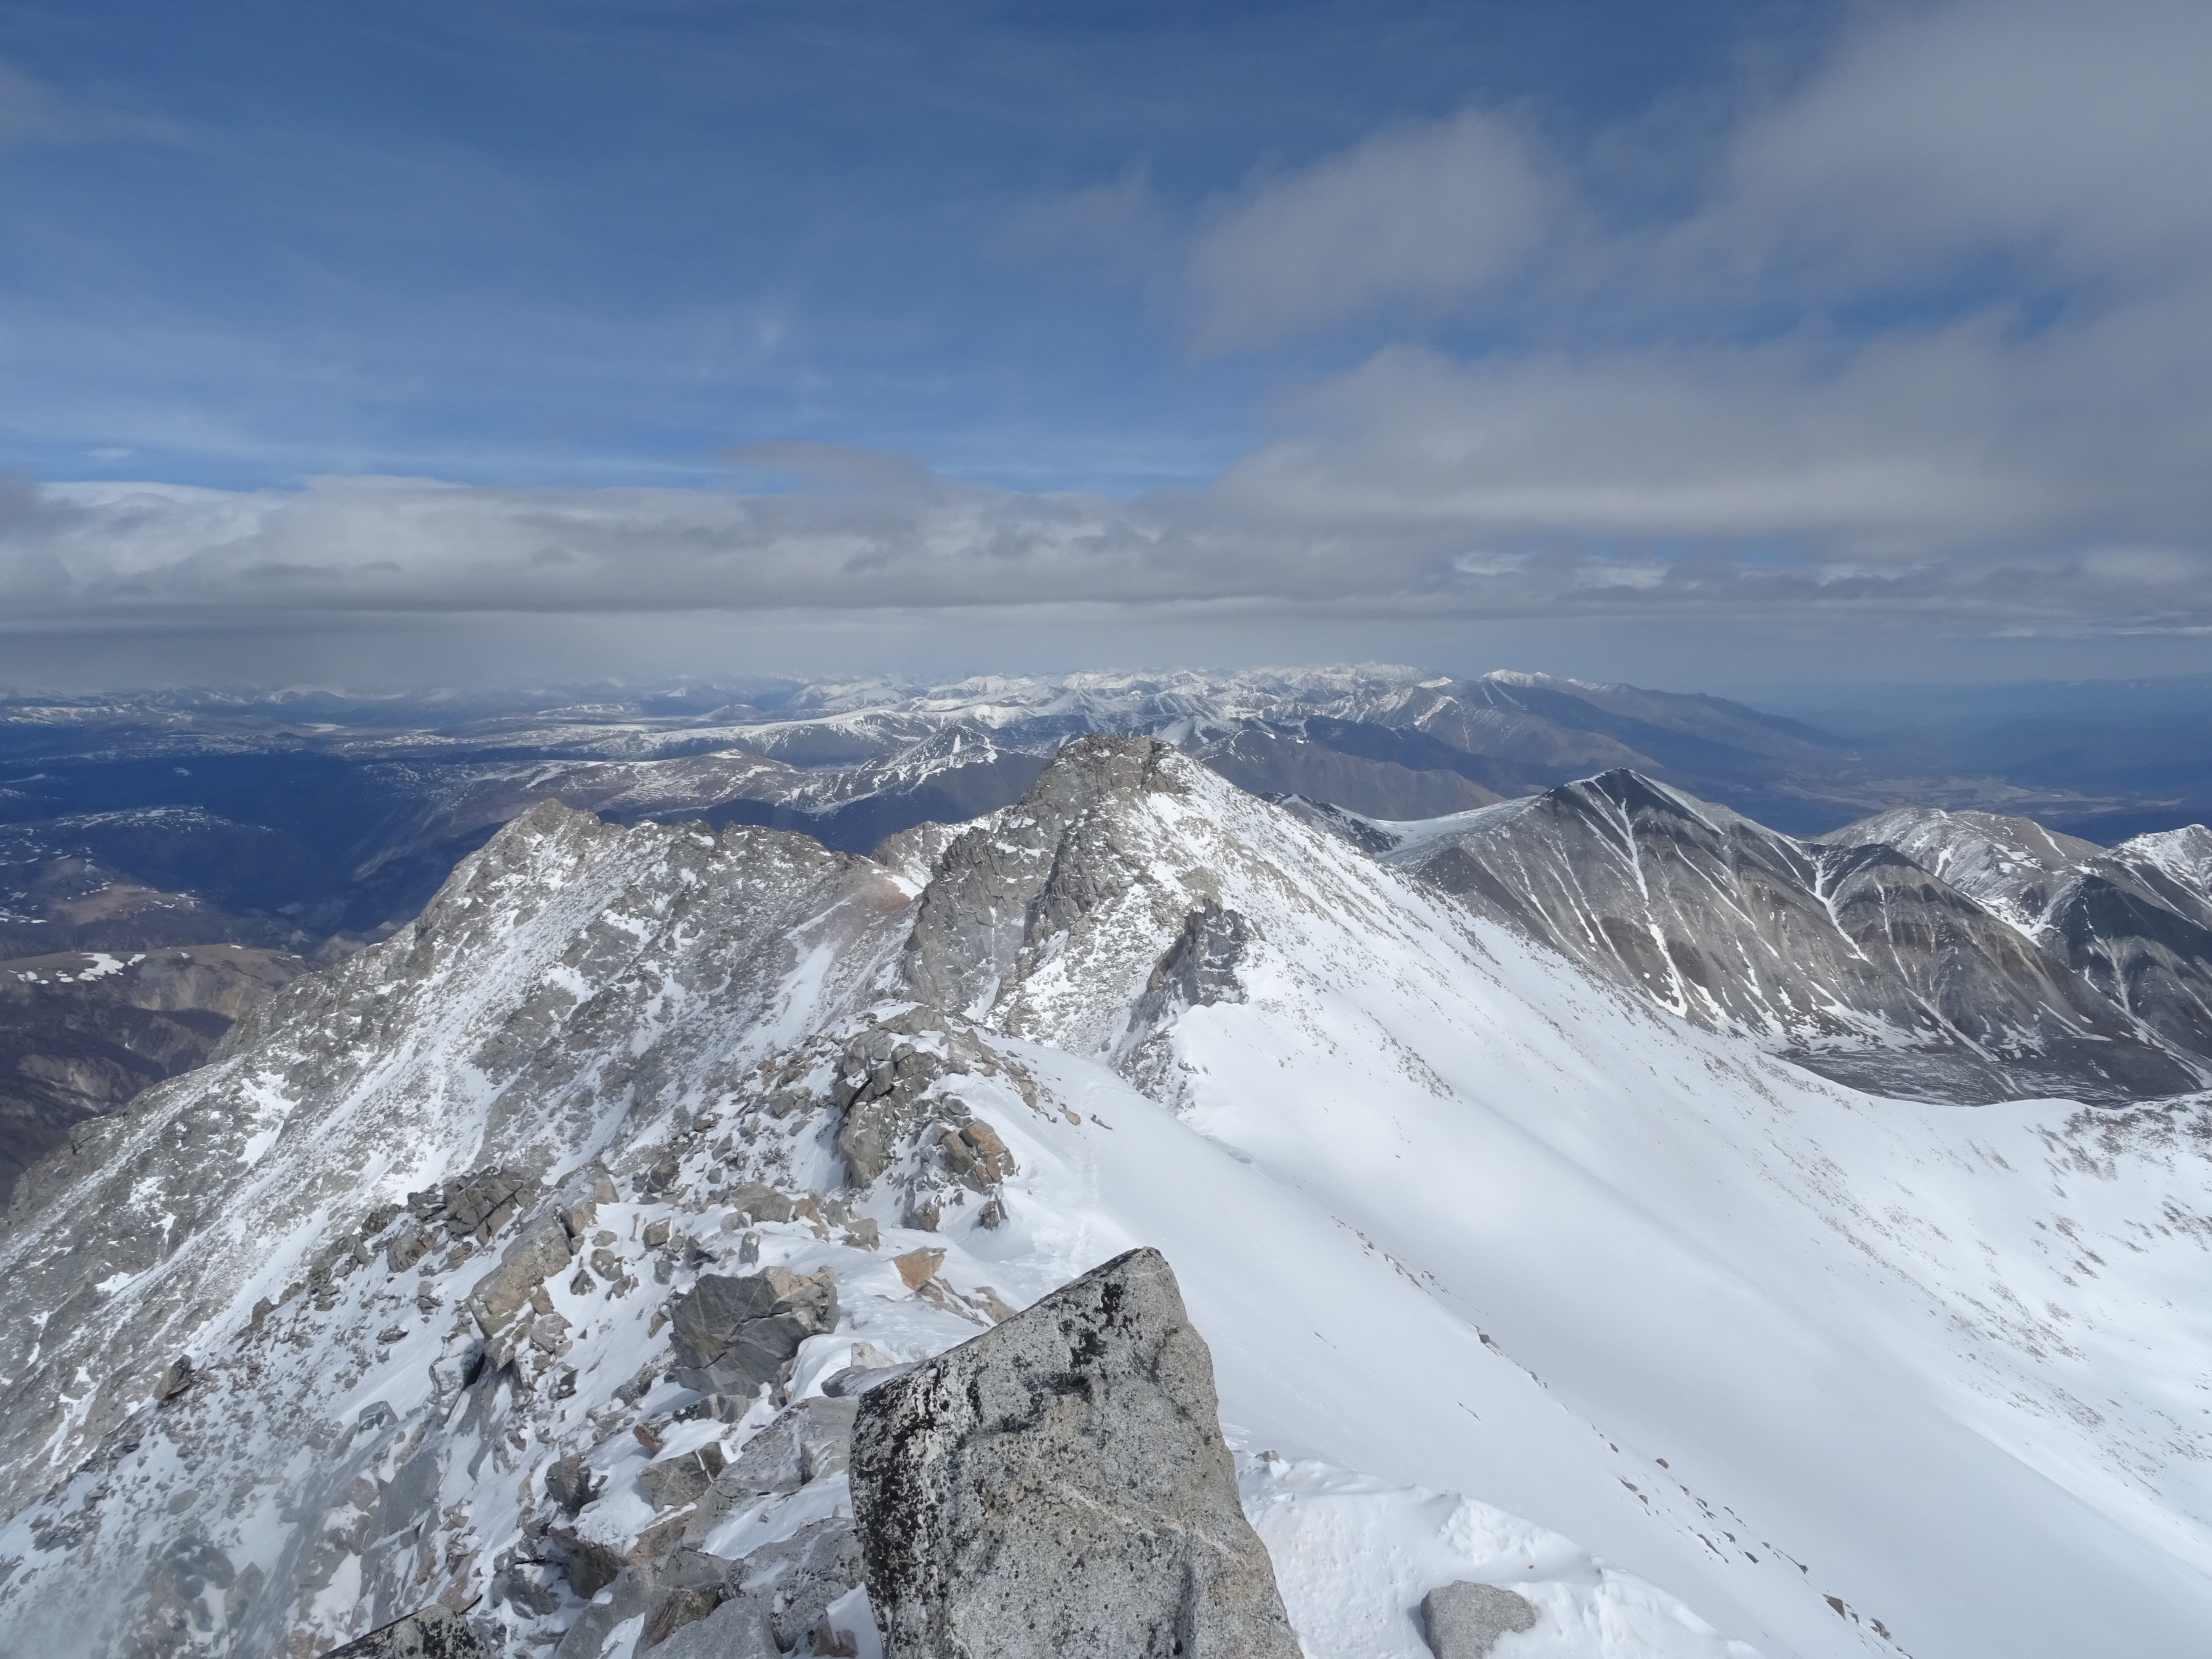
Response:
[823, 1009, 1028, 1230]
[850, 1246, 1301, 1659]
[682, 1398, 860, 1545]
[667, 1267, 840, 1397]
[1116, 900, 1251, 1097]
[1419, 1583, 1538, 1658]
[900, 736, 1186, 1021]
[464, 1219, 574, 1366]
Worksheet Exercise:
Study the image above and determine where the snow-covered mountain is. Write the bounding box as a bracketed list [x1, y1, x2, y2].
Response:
[4, 740, 2211, 1659]
[1368, 773, 2211, 1104]
[1823, 807, 2212, 1070]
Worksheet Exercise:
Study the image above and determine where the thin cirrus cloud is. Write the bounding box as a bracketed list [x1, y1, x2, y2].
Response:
[1187, 107, 1557, 352]
[0, 57, 170, 150]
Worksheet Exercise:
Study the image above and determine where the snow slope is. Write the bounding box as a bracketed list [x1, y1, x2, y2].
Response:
[2, 740, 2210, 1658]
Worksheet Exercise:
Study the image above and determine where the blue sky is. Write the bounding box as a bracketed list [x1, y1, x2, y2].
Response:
[1, 1, 2208, 688]
[1, 0, 1815, 492]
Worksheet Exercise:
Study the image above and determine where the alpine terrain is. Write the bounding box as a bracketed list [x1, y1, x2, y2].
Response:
[1368, 772, 2212, 1104]
[1, 737, 2211, 1658]
[6, 667, 2185, 1198]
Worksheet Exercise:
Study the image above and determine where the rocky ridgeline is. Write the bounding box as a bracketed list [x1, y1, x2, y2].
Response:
[1380, 769, 2212, 1104]
[331, 1251, 1314, 1659]
[0, 738, 1685, 1659]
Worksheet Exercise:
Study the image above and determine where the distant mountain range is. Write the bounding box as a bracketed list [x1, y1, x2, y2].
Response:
[1352, 773, 2212, 1105]
[4, 667, 2211, 1194]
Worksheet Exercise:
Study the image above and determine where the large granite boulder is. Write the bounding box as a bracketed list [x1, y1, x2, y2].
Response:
[668, 1266, 839, 1396]
[1420, 1582, 1539, 1658]
[850, 1246, 1302, 1659]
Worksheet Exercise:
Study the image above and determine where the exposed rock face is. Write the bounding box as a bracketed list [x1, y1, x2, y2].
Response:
[850, 1246, 1302, 1659]
[1826, 804, 2212, 1074]
[322, 1604, 494, 1659]
[14, 731, 2212, 1659]
[0, 801, 914, 1649]
[1116, 900, 1251, 1099]
[900, 736, 1190, 1027]
[667, 1267, 840, 1396]
[684, 1398, 859, 1542]
[1419, 1582, 1538, 1658]
[1388, 770, 2201, 1103]
[821, 1007, 1032, 1230]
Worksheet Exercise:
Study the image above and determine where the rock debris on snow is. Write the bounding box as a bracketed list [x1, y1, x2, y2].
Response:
[1, 736, 2208, 1659]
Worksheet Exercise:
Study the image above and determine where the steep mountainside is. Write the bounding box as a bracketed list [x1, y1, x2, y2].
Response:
[1826, 807, 2212, 1070]
[0, 945, 307, 1203]
[1376, 771, 2202, 1104]
[3, 742, 2210, 1659]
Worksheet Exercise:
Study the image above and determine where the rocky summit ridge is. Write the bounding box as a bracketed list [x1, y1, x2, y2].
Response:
[4, 665, 2195, 1203]
[3, 739, 2212, 1658]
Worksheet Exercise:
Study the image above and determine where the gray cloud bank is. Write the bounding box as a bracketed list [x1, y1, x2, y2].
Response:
[9, 0, 2212, 656]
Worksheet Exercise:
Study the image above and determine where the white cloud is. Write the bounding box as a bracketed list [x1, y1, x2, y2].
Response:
[11, 1, 2212, 667]
[1705, 0, 2212, 291]
[1188, 108, 1557, 350]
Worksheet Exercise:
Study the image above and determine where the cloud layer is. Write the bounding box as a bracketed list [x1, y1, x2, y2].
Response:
[7, 0, 2212, 674]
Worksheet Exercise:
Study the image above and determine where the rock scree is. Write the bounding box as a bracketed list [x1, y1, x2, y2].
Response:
[319, 1604, 495, 1659]
[849, 1245, 1303, 1659]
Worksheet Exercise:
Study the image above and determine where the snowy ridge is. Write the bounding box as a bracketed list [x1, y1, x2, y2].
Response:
[0, 743, 2210, 1657]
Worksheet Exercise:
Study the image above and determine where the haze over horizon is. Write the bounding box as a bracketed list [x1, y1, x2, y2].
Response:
[1, 0, 2208, 689]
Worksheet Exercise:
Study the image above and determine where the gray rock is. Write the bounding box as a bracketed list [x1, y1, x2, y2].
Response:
[684, 1397, 858, 1544]
[637, 1443, 727, 1512]
[553, 1163, 616, 1243]
[1420, 1582, 1539, 1658]
[851, 1245, 1301, 1659]
[734, 1517, 866, 1649]
[647, 1592, 779, 1659]
[726, 1180, 795, 1225]
[822, 1361, 915, 1399]
[544, 1453, 600, 1516]
[899, 737, 1183, 1020]
[464, 1219, 574, 1347]
[321, 1603, 495, 1659]
[552, 1565, 655, 1659]
[667, 1266, 839, 1396]
[638, 1548, 744, 1647]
